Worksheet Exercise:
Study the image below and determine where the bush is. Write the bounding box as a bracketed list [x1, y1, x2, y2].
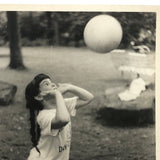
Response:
[21, 38, 48, 46]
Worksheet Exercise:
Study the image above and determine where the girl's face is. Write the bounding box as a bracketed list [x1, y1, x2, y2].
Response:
[34, 78, 57, 109]
[39, 78, 57, 94]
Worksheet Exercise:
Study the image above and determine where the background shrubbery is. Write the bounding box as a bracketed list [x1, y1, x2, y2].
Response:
[0, 11, 156, 50]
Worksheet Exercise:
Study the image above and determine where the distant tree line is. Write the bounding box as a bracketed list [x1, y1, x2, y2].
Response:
[0, 11, 156, 50]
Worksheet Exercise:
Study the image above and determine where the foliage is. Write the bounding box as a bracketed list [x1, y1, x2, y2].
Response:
[0, 11, 156, 50]
[108, 12, 156, 50]
[0, 12, 8, 45]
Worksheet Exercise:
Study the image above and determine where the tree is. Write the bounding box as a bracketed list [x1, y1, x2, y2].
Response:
[7, 11, 25, 69]
[53, 13, 60, 46]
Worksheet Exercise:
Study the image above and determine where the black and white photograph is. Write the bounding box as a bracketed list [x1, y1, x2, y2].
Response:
[0, 5, 158, 160]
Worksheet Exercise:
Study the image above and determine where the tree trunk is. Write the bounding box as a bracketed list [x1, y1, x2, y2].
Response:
[7, 11, 25, 70]
[53, 20, 60, 46]
[46, 12, 53, 45]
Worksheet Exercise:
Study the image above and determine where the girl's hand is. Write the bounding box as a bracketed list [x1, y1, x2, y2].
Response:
[57, 83, 72, 94]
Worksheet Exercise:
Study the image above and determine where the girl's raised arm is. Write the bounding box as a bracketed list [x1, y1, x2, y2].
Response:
[51, 90, 70, 129]
[58, 83, 94, 109]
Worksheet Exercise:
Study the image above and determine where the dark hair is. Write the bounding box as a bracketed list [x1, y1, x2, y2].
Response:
[25, 73, 50, 153]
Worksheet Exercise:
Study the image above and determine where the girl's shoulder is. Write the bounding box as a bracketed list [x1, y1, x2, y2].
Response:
[37, 109, 56, 127]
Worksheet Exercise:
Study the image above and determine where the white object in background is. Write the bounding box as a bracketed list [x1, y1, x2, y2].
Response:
[118, 77, 146, 101]
[119, 66, 155, 76]
[128, 52, 146, 57]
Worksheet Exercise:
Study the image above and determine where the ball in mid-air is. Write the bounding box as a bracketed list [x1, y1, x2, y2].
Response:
[84, 15, 123, 53]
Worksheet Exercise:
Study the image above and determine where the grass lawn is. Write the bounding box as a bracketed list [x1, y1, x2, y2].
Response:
[0, 46, 155, 160]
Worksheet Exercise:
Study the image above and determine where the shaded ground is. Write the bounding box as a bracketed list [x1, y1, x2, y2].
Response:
[0, 47, 155, 160]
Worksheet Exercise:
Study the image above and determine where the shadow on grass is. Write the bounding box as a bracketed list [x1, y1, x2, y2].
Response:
[96, 106, 155, 127]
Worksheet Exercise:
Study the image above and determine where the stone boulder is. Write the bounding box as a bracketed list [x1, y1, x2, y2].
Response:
[99, 83, 155, 125]
[0, 81, 17, 106]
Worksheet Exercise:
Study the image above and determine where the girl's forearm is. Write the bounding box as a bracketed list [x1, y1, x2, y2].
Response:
[55, 91, 70, 122]
[51, 91, 70, 129]
[50, 91, 70, 130]
[69, 85, 94, 101]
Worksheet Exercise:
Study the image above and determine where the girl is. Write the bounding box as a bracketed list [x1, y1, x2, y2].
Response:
[25, 73, 94, 160]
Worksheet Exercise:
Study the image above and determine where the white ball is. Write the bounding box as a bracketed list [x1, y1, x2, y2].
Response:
[84, 15, 123, 53]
